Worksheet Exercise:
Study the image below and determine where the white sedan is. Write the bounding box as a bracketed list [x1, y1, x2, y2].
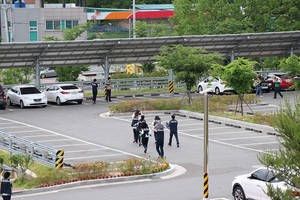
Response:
[44, 84, 84, 105]
[6, 85, 47, 109]
[197, 77, 234, 95]
[232, 167, 299, 200]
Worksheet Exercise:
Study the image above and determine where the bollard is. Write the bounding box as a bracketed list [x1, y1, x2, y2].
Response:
[168, 81, 174, 94]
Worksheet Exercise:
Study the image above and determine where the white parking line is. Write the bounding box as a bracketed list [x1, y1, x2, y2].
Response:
[8, 130, 42, 134]
[64, 154, 125, 161]
[23, 134, 55, 138]
[0, 126, 30, 129]
[218, 135, 273, 141]
[210, 130, 252, 135]
[36, 138, 74, 143]
[52, 143, 90, 148]
[239, 141, 278, 146]
[67, 148, 104, 153]
[0, 117, 149, 161]
[183, 126, 233, 131]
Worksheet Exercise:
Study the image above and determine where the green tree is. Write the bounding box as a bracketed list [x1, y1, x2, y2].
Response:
[279, 55, 300, 90]
[141, 62, 156, 74]
[258, 99, 300, 199]
[44, 23, 92, 81]
[156, 45, 223, 104]
[171, 0, 300, 35]
[0, 68, 33, 85]
[212, 58, 257, 116]
[135, 21, 172, 37]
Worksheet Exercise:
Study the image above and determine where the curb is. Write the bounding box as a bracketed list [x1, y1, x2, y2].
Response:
[13, 164, 175, 195]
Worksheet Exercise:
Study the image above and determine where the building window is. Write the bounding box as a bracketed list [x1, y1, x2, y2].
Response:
[46, 20, 78, 30]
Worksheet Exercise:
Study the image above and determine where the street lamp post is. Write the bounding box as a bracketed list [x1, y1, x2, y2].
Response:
[200, 88, 212, 200]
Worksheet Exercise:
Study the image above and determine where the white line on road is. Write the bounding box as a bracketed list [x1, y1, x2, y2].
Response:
[239, 141, 279, 146]
[67, 148, 105, 153]
[210, 130, 252, 135]
[217, 135, 274, 141]
[64, 154, 125, 160]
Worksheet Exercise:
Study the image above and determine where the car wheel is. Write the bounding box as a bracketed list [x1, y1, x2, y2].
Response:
[0, 105, 5, 110]
[215, 87, 221, 95]
[40, 74, 46, 79]
[198, 86, 203, 93]
[77, 100, 83, 104]
[7, 97, 12, 106]
[20, 100, 25, 109]
[233, 185, 246, 200]
[56, 97, 61, 105]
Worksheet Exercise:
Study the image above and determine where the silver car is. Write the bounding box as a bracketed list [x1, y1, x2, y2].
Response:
[40, 67, 57, 79]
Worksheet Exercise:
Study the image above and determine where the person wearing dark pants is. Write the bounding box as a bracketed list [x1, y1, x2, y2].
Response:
[131, 111, 140, 144]
[105, 77, 112, 102]
[273, 76, 283, 99]
[91, 79, 99, 104]
[137, 115, 150, 153]
[154, 120, 165, 158]
[1, 169, 17, 200]
[166, 115, 179, 147]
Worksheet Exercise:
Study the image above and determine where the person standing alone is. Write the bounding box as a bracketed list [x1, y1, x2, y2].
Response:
[1, 169, 17, 200]
[273, 76, 283, 99]
[91, 79, 99, 104]
[105, 77, 112, 102]
[166, 115, 180, 147]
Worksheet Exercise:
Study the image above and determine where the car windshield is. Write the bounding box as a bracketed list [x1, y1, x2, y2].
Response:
[20, 87, 41, 94]
[61, 85, 79, 90]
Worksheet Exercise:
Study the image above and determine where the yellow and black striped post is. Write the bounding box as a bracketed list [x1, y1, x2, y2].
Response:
[168, 80, 174, 94]
[104, 87, 107, 98]
[55, 149, 64, 169]
[203, 172, 209, 199]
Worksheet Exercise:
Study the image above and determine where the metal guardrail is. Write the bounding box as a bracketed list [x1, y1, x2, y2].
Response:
[0, 131, 64, 168]
[2, 77, 186, 92]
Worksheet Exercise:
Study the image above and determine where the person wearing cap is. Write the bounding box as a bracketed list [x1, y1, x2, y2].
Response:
[1, 169, 17, 200]
[166, 115, 179, 147]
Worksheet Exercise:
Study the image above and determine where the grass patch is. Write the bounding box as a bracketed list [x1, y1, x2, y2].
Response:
[109, 94, 276, 126]
[1, 151, 169, 190]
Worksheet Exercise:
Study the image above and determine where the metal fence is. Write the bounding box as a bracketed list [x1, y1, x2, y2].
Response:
[2, 77, 186, 92]
[0, 131, 63, 168]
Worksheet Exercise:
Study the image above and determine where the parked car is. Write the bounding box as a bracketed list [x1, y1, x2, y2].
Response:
[77, 71, 105, 82]
[40, 67, 57, 79]
[44, 84, 84, 105]
[0, 84, 7, 110]
[197, 77, 234, 95]
[266, 72, 294, 90]
[6, 85, 47, 109]
[232, 167, 299, 200]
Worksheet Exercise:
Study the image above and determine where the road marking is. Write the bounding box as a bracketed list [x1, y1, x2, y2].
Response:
[0, 117, 148, 162]
[64, 154, 125, 161]
[52, 143, 90, 148]
[36, 138, 74, 143]
[23, 134, 55, 138]
[8, 130, 42, 134]
[239, 141, 279, 146]
[210, 130, 252, 135]
[67, 148, 105, 153]
[218, 135, 274, 141]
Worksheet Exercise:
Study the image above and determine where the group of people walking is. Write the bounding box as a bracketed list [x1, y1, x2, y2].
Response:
[91, 77, 112, 104]
[131, 110, 180, 159]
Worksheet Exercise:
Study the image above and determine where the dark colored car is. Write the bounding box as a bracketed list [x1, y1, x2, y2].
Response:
[0, 84, 7, 110]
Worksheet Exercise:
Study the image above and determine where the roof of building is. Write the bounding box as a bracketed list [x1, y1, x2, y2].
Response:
[132, 4, 174, 10]
[0, 31, 299, 69]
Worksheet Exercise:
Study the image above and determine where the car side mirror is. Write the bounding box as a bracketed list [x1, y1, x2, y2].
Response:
[250, 173, 258, 180]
